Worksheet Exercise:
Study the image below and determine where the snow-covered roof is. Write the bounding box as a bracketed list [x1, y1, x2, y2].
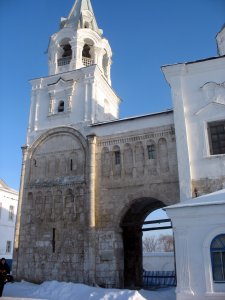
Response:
[0, 179, 18, 194]
[166, 188, 225, 210]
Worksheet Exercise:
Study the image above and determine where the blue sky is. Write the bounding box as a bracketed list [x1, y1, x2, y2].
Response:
[0, 0, 225, 191]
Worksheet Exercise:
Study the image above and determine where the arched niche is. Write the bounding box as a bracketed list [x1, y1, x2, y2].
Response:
[112, 145, 121, 177]
[123, 143, 133, 177]
[101, 147, 111, 177]
[134, 141, 145, 176]
[158, 138, 169, 173]
[28, 127, 88, 184]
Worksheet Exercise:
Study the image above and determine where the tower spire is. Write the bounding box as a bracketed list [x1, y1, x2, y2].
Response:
[61, 0, 102, 35]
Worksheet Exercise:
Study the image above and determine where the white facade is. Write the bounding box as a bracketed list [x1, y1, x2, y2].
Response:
[0, 179, 18, 260]
[162, 25, 225, 300]
[162, 55, 225, 202]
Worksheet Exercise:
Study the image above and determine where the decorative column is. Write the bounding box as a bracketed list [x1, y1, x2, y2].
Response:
[84, 77, 94, 122]
[93, 46, 104, 69]
[107, 57, 112, 86]
[27, 89, 37, 134]
[71, 39, 84, 69]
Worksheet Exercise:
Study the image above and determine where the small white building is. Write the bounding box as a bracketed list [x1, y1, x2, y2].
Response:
[0, 179, 18, 261]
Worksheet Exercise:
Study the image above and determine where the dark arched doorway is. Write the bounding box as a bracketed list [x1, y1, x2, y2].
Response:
[120, 197, 165, 289]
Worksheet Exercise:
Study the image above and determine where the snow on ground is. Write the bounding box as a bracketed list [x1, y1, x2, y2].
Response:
[2, 281, 176, 300]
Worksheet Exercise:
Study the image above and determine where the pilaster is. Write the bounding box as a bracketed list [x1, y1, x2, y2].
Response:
[13, 145, 28, 275]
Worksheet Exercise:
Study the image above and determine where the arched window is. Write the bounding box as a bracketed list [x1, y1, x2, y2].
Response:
[62, 44, 72, 58]
[57, 39, 72, 66]
[82, 44, 91, 58]
[211, 234, 225, 282]
[82, 43, 94, 67]
[58, 101, 64, 112]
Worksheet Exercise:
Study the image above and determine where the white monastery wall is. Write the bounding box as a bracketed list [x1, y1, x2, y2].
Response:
[143, 252, 175, 272]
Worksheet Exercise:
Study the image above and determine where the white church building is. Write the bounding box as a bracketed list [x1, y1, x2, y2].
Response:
[0, 179, 18, 262]
[13, 1, 225, 299]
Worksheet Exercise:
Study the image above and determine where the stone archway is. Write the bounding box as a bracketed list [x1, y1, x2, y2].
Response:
[120, 197, 165, 288]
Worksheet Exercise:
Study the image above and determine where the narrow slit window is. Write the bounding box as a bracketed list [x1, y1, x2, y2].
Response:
[70, 159, 73, 171]
[52, 228, 56, 253]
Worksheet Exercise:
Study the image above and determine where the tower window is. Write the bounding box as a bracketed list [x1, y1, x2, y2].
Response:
[58, 42, 72, 66]
[82, 44, 91, 58]
[62, 44, 72, 58]
[58, 101, 64, 113]
[147, 144, 156, 159]
[211, 234, 225, 282]
[208, 120, 225, 155]
[115, 151, 121, 165]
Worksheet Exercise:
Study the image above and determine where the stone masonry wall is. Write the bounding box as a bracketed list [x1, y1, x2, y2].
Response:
[94, 124, 179, 287]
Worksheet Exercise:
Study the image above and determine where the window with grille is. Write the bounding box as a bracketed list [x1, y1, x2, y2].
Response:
[211, 234, 225, 282]
[9, 205, 14, 221]
[147, 144, 156, 159]
[208, 120, 225, 155]
[115, 151, 121, 165]
[6, 241, 12, 253]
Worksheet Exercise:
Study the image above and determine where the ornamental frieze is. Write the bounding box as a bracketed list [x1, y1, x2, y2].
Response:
[97, 128, 174, 147]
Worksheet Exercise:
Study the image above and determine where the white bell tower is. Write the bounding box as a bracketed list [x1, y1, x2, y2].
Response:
[216, 24, 225, 56]
[48, 0, 112, 85]
[27, 0, 120, 145]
